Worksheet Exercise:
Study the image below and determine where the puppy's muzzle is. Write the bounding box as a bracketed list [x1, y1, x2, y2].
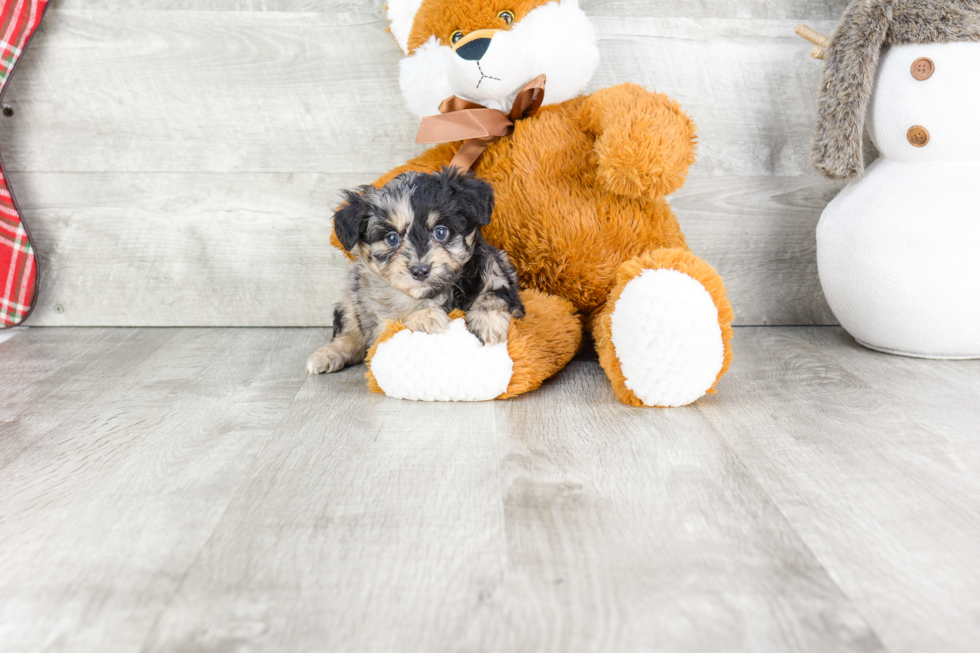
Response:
[410, 264, 431, 281]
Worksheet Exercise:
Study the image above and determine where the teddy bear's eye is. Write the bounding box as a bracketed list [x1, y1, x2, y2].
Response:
[451, 30, 464, 44]
[498, 10, 514, 26]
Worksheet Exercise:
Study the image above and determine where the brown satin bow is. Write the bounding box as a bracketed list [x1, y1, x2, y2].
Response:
[415, 74, 546, 171]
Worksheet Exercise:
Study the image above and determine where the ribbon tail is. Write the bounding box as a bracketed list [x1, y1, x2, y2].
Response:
[449, 138, 492, 171]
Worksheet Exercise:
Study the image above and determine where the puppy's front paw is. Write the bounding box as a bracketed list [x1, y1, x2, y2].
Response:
[403, 307, 451, 334]
[306, 346, 347, 375]
[465, 309, 511, 346]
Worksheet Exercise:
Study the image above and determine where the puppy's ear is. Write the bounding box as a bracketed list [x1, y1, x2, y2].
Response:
[441, 167, 495, 227]
[467, 176, 495, 227]
[333, 187, 374, 251]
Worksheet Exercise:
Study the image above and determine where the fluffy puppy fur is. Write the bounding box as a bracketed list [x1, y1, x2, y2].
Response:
[813, 0, 980, 180]
[307, 168, 525, 375]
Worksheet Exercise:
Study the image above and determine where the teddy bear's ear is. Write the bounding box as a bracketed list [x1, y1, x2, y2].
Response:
[812, 0, 893, 181]
[386, 0, 425, 55]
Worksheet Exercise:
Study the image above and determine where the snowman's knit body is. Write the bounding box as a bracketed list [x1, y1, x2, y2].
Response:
[818, 42, 980, 358]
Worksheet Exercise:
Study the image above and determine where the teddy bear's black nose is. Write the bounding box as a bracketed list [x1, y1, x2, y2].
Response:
[456, 38, 492, 61]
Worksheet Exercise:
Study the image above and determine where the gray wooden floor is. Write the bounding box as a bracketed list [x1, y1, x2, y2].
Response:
[1, 327, 979, 653]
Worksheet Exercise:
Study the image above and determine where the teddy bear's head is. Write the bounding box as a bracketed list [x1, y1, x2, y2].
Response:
[387, 0, 599, 118]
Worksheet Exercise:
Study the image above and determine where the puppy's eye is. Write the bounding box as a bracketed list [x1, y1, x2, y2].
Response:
[498, 11, 514, 25]
[451, 30, 464, 44]
[385, 231, 401, 247]
[433, 226, 450, 242]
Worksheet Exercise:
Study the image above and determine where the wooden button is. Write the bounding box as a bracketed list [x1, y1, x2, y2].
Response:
[911, 57, 934, 80]
[907, 125, 930, 147]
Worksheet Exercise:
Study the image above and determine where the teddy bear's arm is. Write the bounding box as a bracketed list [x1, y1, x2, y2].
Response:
[329, 144, 459, 253]
[581, 83, 698, 200]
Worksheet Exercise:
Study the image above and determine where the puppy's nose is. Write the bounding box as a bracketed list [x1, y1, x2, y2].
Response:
[456, 38, 491, 61]
[410, 264, 431, 281]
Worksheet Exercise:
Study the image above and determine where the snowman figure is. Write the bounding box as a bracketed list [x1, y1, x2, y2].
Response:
[800, 0, 980, 359]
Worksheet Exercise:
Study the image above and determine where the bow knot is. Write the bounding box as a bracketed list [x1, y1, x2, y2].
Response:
[415, 75, 546, 171]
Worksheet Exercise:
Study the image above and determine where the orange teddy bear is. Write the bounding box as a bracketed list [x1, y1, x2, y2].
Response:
[329, 0, 733, 407]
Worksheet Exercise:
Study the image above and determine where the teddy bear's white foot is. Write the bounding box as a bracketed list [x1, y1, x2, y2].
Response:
[368, 319, 514, 401]
[605, 267, 728, 407]
[363, 290, 582, 402]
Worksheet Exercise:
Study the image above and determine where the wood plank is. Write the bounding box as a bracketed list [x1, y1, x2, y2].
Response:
[701, 327, 980, 653]
[77, 335, 885, 653]
[139, 363, 505, 653]
[0, 328, 177, 467]
[0, 328, 320, 652]
[0, 330, 20, 345]
[595, 17, 837, 177]
[14, 172, 838, 327]
[61, 0, 853, 18]
[15, 172, 355, 327]
[585, 0, 851, 18]
[0, 11, 836, 178]
[675, 175, 839, 326]
[59, 0, 386, 13]
[4, 326, 980, 651]
[0, 9, 415, 175]
[0, 328, 123, 424]
[461, 361, 884, 653]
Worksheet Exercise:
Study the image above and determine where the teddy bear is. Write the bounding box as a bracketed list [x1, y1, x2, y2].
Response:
[798, 0, 980, 359]
[328, 0, 734, 407]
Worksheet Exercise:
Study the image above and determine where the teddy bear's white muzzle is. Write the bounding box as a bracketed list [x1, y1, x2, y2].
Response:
[448, 30, 538, 103]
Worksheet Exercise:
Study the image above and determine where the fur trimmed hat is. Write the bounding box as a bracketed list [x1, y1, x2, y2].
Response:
[813, 0, 980, 180]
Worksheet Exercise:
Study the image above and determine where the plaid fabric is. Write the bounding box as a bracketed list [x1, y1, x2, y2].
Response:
[0, 0, 47, 327]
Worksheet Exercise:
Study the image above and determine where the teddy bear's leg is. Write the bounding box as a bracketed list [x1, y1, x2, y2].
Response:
[496, 289, 582, 399]
[591, 248, 734, 407]
[364, 289, 581, 401]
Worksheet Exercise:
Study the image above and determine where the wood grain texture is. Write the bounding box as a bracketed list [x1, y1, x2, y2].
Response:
[12, 327, 965, 652]
[0, 3, 846, 326]
[0, 329, 21, 345]
[14, 173, 838, 326]
[0, 328, 176, 467]
[14, 173, 355, 327]
[60, 0, 385, 12]
[0, 12, 834, 176]
[702, 328, 980, 653]
[0, 328, 321, 652]
[140, 366, 506, 653]
[51, 0, 853, 18]
[468, 363, 882, 653]
[583, 0, 852, 18]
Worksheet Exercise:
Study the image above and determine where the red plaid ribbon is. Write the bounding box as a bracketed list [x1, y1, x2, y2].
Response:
[1, 0, 47, 327]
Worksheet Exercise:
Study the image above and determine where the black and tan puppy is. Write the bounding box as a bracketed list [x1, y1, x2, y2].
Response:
[307, 168, 525, 375]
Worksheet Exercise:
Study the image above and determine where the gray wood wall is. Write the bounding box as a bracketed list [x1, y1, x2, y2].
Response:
[0, 0, 852, 327]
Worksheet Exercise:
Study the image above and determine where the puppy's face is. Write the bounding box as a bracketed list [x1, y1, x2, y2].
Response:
[333, 169, 495, 299]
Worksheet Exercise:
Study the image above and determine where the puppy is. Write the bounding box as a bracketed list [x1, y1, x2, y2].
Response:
[307, 168, 525, 375]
